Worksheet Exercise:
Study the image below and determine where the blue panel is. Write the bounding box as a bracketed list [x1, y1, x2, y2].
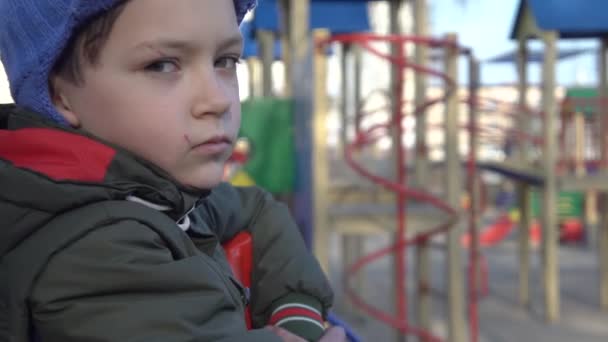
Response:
[252, 0, 370, 33]
[240, 21, 257, 58]
[252, 0, 281, 32]
[513, 0, 608, 39]
[310, 1, 370, 33]
[240, 21, 282, 59]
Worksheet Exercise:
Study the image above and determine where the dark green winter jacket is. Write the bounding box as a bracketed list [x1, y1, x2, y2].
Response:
[0, 105, 333, 342]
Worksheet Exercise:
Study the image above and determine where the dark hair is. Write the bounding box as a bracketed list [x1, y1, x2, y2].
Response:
[51, 2, 128, 84]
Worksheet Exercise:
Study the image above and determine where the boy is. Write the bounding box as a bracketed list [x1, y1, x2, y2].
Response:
[0, 0, 344, 341]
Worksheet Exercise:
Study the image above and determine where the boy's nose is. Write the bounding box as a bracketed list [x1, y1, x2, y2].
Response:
[190, 73, 232, 119]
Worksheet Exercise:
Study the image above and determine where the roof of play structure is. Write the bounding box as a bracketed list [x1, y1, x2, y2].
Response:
[241, 0, 372, 58]
[511, 0, 608, 40]
[251, 0, 371, 34]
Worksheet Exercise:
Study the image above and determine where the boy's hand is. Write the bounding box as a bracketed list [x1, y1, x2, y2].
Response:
[266, 326, 347, 342]
[319, 327, 347, 341]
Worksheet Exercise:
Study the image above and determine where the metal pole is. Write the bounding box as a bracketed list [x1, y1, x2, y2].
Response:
[600, 38, 608, 168]
[599, 37, 608, 310]
[354, 44, 363, 135]
[467, 56, 481, 342]
[585, 190, 599, 250]
[349, 42, 366, 315]
[343, 234, 365, 316]
[516, 38, 531, 308]
[341, 43, 351, 150]
[389, 1, 408, 341]
[540, 30, 560, 322]
[600, 196, 608, 310]
[389, 0, 404, 181]
[414, 240, 430, 340]
[257, 30, 275, 97]
[247, 58, 260, 98]
[574, 112, 586, 177]
[413, 0, 429, 188]
[312, 29, 331, 275]
[279, 0, 293, 97]
[413, 0, 431, 333]
[280, 0, 316, 251]
[518, 183, 531, 308]
[516, 39, 530, 165]
[444, 33, 466, 342]
[340, 42, 366, 313]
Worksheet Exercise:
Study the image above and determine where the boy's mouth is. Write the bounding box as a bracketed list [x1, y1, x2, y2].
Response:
[202, 135, 232, 145]
[190, 135, 233, 156]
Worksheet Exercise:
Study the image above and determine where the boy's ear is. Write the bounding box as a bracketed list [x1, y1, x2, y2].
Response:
[49, 76, 81, 127]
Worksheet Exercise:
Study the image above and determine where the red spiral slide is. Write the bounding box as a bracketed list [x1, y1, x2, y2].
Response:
[462, 214, 515, 248]
[318, 33, 481, 342]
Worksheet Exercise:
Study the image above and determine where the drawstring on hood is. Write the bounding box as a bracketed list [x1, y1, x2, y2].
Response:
[126, 195, 193, 231]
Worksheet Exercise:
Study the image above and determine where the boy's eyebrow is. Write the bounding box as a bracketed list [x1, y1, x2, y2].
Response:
[134, 39, 196, 54]
[133, 34, 244, 54]
[217, 33, 244, 52]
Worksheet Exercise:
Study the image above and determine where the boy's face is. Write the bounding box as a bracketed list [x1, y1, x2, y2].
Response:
[52, 0, 243, 189]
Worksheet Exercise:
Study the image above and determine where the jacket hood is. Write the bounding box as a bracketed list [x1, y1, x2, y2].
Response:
[0, 104, 209, 256]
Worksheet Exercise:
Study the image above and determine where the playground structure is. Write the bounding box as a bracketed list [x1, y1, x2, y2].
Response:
[480, 0, 608, 322]
[316, 31, 483, 342]
[242, 1, 482, 341]
[235, 0, 608, 341]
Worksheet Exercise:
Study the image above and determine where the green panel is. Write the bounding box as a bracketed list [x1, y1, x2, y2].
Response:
[529, 190, 584, 219]
[565, 87, 598, 98]
[239, 97, 295, 193]
[564, 87, 599, 116]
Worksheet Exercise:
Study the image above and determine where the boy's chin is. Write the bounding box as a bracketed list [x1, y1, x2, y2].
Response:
[177, 168, 225, 190]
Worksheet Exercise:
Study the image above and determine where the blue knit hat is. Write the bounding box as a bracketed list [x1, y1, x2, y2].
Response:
[0, 0, 257, 125]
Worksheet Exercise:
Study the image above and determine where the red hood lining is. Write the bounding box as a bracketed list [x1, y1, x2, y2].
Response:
[0, 128, 116, 182]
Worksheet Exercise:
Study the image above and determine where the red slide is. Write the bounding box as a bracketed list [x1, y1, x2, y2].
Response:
[462, 214, 516, 248]
[462, 214, 547, 248]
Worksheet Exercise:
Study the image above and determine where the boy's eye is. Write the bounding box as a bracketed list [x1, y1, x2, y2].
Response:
[144, 59, 180, 73]
[215, 56, 241, 69]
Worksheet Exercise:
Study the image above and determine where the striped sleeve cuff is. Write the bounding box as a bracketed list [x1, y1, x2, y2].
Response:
[268, 294, 326, 341]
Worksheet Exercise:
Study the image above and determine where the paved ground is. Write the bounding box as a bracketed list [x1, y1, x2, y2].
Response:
[328, 227, 608, 342]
